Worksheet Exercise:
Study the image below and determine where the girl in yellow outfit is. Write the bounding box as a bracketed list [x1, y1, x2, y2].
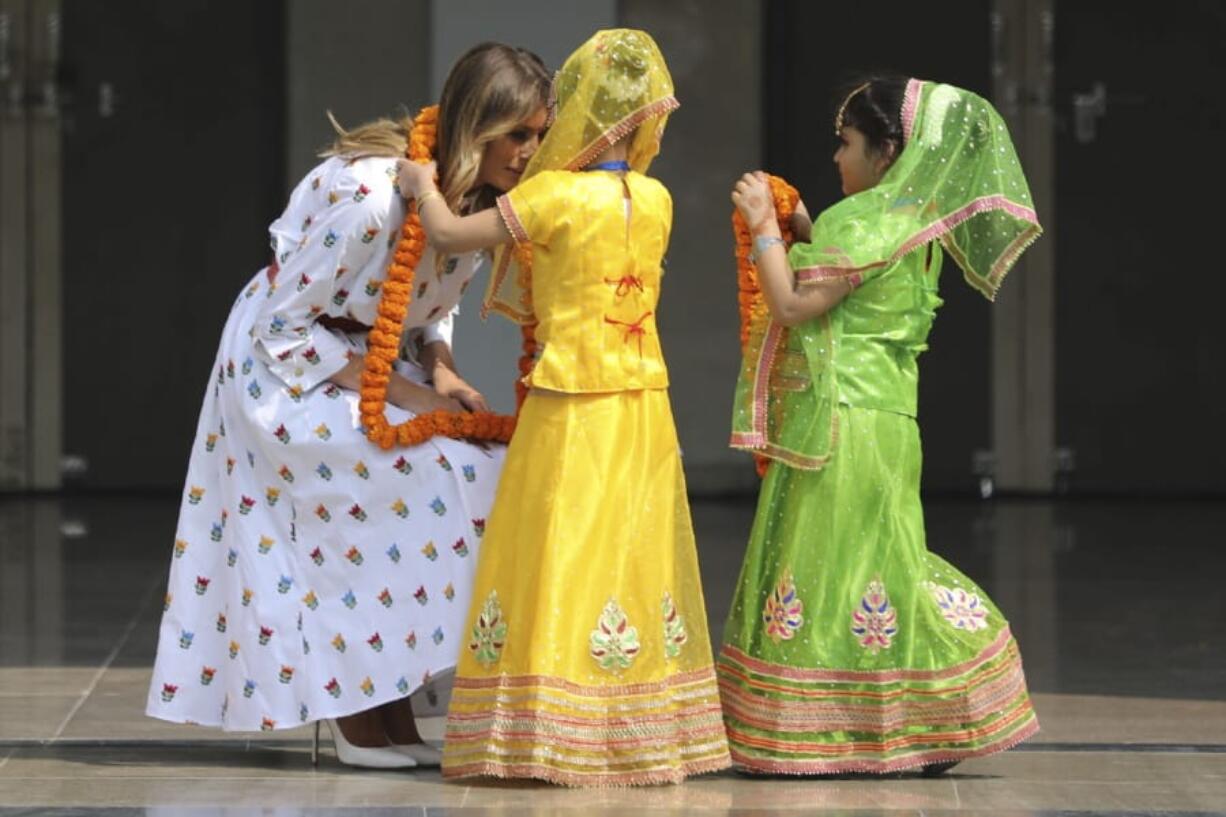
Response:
[398, 29, 731, 786]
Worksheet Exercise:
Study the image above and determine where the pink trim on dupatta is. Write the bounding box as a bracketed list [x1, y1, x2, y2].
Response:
[480, 196, 536, 323]
[901, 78, 923, 144]
[496, 194, 530, 244]
[795, 264, 879, 286]
[730, 320, 786, 450]
[796, 195, 1040, 299]
[895, 194, 1039, 260]
[565, 96, 681, 172]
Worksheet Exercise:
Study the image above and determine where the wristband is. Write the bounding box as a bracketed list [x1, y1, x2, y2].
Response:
[749, 235, 786, 264]
[417, 189, 445, 210]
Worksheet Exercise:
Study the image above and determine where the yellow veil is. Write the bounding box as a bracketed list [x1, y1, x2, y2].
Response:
[483, 29, 678, 323]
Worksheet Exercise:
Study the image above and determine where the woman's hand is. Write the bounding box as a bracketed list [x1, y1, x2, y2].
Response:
[386, 376, 463, 414]
[330, 359, 463, 415]
[447, 386, 489, 413]
[397, 159, 439, 200]
[732, 171, 778, 235]
[432, 366, 490, 413]
[326, 354, 365, 392]
[396, 386, 464, 415]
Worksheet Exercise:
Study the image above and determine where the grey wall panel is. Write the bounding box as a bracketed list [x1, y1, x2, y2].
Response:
[286, 0, 430, 184]
[619, 0, 762, 495]
[429, 0, 617, 421]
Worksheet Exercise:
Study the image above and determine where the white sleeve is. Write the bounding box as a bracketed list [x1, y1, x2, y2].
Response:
[253, 172, 393, 391]
[418, 306, 457, 348]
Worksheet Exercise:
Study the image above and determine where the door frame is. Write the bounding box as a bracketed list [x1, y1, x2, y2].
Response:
[990, 0, 1057, 493]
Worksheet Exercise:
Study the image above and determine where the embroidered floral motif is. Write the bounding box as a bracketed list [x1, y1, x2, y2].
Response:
[763, 569, 804, 643]
[927, 582, 989, 631]
[851, 578, 898, 653]
[589, 599, 640, 672]
[468, 590, 508, 667]
[661, 592, 688, 659]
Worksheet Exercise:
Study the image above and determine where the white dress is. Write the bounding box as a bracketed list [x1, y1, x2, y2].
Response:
[146, 155, 505, 731]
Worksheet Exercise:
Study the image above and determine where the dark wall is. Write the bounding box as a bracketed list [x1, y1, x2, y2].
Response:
[1052, 2, 1226, 494]
[765, 2, 994, 493]
[63, 1, 285, 490]
[54, 1, 1226, 495]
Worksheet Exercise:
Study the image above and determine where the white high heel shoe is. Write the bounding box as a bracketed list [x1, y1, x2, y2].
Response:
[389, 740, 442, 767]
[311, 719, 418, 769]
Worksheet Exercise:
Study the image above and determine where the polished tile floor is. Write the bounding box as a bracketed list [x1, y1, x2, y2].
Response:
[1, 494, 1224, 815]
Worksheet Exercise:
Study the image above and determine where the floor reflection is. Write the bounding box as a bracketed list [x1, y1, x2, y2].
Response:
[3, 495, 1225, 695]
[1, 494, 1224, 813]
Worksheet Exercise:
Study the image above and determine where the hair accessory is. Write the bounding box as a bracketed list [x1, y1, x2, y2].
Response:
[834, 81, 872, 136]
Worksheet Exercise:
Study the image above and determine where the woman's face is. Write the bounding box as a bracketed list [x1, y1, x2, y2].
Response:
[834, 126, 891, 196]
[476, 105, 550, 192]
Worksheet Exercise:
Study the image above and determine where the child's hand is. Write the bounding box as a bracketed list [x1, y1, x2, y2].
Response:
[732, 171, 778, 235]
[397, 159, 439, 200]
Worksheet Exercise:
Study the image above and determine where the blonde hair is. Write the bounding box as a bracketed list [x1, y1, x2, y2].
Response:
[320, 111, 413, 160]
[435, 42, 550, 215]
[322, 43, 548, 271]
[320, 42, 549, 218]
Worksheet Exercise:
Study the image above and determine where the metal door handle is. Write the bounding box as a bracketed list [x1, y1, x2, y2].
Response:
[1073, 82, 1107, 144]
[0, 12, 10, 81]
[98, 81, 114, 117]
[0, 11, 21, 119]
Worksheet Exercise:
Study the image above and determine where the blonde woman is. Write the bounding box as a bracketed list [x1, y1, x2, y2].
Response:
[146, 43, 550, 769]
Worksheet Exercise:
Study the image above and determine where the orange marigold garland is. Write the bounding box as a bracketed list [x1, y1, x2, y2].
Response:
[732, 174, 801, 476]
[358, 104, 518, 450]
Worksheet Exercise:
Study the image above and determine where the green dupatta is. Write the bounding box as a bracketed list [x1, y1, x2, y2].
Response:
[731, 79, 1042, 469]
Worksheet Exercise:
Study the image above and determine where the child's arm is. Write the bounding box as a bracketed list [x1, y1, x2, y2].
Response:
[398, 160, 511, 254]
[732, 173, 850, 327]
[790, 199, 813, 244]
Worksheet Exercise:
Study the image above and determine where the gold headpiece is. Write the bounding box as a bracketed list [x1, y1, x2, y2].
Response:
[834, 82, 871, 136]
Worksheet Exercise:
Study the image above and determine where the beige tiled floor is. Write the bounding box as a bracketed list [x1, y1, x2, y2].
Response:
[2, 681, 1225, 812]
[3, 497, 1225, 814]
[0, 748, 1224, 812]
[1026, 693, 1226, 745]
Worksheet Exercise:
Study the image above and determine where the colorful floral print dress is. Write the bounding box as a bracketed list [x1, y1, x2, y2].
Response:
[146, 155, 504, 731]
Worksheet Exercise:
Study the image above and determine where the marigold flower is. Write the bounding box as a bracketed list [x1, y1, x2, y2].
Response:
[732, 174, 799, 477]
[354, 104, 520, 449]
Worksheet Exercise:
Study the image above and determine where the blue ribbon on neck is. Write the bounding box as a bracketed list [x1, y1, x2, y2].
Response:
[586, 160, 631, 172]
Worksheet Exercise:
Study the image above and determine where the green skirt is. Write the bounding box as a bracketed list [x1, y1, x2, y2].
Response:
[717, 405, 1038, 774]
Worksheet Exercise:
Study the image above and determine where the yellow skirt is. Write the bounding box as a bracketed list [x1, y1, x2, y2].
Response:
[442, 388, 731, 786]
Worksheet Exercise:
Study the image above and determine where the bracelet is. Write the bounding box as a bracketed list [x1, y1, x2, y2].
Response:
[416, 189, 445, 210]
[749, 235, 786, 264]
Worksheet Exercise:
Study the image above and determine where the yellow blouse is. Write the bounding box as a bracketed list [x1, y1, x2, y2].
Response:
[498, 169, 672, 393]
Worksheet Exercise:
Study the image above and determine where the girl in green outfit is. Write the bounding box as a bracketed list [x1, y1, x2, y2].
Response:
[721, 76, 1041, 775]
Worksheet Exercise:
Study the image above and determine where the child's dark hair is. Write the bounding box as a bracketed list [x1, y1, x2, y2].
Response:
[836, 75, 908, 160]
